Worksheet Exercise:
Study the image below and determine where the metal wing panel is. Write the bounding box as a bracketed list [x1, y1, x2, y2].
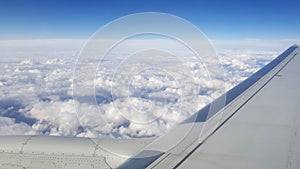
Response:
[177, 46, 300, 168]
[117, 45, 298, 168]
[0, 135, 155, 169]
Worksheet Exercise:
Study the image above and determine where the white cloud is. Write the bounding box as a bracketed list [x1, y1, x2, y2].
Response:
[0, 117, 35, 135]
[0, 39, 286, 138]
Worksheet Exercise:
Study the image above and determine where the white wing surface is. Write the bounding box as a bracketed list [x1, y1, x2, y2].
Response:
[117, 45, 300, 169]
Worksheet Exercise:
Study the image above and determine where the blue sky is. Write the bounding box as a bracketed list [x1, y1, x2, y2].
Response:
[0, 0, 300, 40]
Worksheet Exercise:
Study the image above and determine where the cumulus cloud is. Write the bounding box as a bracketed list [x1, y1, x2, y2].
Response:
[0, 117, 34, 135]
[0, 39, 286, 138]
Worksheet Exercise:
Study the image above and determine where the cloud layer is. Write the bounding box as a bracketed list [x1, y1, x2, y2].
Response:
[0, 39, 282, 138]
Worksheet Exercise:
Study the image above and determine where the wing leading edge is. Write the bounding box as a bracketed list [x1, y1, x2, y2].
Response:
[177, 45, 300, 169]
[117, 45, 300, 169]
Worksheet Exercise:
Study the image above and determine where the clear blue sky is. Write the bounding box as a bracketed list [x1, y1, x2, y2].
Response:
[0, 0, 299, 40]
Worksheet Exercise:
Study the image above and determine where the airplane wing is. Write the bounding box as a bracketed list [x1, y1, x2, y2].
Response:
[0, 45, 299, 169]
[0, 135, 156, 169]
[117, 45, 300, 169]
[175, 46, 300, 169]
